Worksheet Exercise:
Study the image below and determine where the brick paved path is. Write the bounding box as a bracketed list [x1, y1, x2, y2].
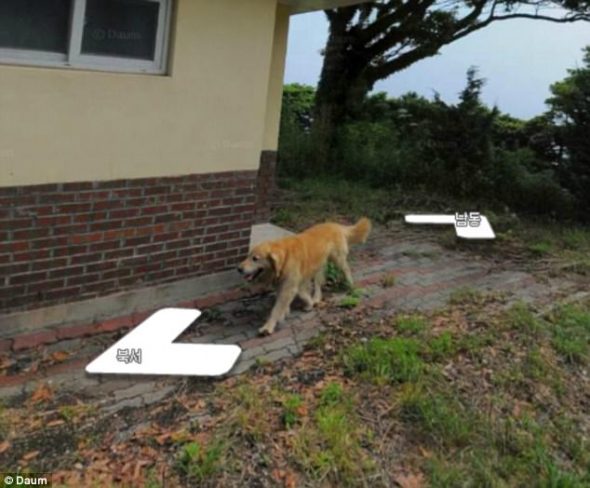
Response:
[0, 224, 580, 413]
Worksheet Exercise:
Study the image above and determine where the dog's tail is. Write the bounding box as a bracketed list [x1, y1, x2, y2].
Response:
[346, 217, 372, 245]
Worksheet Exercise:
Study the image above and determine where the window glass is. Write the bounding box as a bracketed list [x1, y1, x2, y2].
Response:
[81, 0, 160, 61]
[0, 0, 71, 53]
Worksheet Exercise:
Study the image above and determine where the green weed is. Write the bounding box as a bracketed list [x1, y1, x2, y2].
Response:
[546, 304, 590, 364]
[427, 331, 456, 361]
[292, 383, 373, 485]
[282, 394, 304, 429]
[381, 273, 396, 288]
[176, 441, 224, 483]
[504, 301, 545, 336]
[398, 385, 475, 448]
[395, 314, 429, 335]
[344, 337, 424, 384]
[448, 287, 484, 306]
[339, 287, 365, 309]
[325, 261, 349, 292]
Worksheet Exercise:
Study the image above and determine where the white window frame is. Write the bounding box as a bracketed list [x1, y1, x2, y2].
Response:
[0, 0, 172, 75]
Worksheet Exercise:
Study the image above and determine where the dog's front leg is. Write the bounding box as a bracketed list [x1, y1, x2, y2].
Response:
[259, 281, 298, 335]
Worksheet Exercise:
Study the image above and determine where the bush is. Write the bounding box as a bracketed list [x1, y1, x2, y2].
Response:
[277, 68, 582, 220]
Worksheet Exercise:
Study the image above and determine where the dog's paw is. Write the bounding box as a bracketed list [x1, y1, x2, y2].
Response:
[303, 303, 314, 312]
[258, 326, 273, 336]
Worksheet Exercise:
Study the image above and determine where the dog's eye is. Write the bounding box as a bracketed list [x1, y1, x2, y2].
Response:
[252, 256, 259, 262]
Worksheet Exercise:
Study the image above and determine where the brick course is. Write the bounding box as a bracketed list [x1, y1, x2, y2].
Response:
[0, 170, 259, 313]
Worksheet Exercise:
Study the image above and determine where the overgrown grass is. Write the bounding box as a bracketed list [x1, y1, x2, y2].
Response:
[282, 393, 305, 429]
[291, 382, 374, 485]
[504, 300, 590, 365]
[176, 440, 224, 483]
[339, 287, 364, 309]
[344, 337, 425, 384]
[395, 314, 429, 335]
[546, 303, 590, 364]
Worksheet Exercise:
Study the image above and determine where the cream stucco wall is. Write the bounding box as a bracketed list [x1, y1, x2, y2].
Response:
[0, 0, 281, 187]
[262, 4, 291, 151]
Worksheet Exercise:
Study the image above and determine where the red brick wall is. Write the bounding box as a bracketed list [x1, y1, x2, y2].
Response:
[254, 150, 277, 224]
[0, 170, 258, 313]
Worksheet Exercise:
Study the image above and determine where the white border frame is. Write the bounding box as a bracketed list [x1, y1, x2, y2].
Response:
[0, 0, 172, 75]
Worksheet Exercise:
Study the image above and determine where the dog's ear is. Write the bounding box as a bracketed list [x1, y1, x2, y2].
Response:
[268, 246, 285, 279]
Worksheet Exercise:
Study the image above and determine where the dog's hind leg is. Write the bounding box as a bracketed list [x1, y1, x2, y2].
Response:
[259, 281, 298, 335]
[297, 280, 315, 311]
[312, 267, 325, 305]
[332, 252, 354, 288]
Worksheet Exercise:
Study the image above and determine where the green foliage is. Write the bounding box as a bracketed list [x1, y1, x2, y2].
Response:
[176, 440, 224, 483]
[395, 314, 429, 335]
[325, 260, 348, 292]
[279, 59, 589, 221]
[339, 288, 364, 308]
[399, 386, 475, 448]
[344, 337, 424, 384]
[282, 394, 304, 429]
[448, 287, 484, 305]
[546, 303, 590, 364]
[319, 382, 344, 406]
[292, 382, 373, 485]
[504, 302, 545, 336]
[547, 47, 590, 217]
[278, 84, 316, 178]
[427, 331, 456, 361]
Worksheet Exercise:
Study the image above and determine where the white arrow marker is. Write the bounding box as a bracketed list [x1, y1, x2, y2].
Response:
[86, 308, 241, 376]
[404, 214, 495, 239]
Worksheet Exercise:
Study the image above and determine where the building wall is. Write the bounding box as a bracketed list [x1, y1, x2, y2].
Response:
[0, 0, 278, 187]
[0, 172, 255, 312]
[0, 0, 289, 313]
[262, 4, 291, 151]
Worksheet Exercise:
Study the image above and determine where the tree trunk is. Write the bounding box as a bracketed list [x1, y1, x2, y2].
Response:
[312, 9, 372, 168]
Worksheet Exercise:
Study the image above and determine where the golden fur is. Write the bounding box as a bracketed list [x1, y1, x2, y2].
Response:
[238, 218, 371, 335]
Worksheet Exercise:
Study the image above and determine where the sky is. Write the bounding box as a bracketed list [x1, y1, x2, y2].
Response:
[284, 11, 589, 120]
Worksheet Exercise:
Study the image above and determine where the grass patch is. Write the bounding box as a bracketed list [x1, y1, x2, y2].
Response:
[426, 331, 456, 361]
[528, 240, 554, 256]
[380, 273, 396, 288]
[344, 337, 424, 384]
[227, 383, 274, 441]
[325, 261, 349, 292]
[448, 287, 484, 306]
[504, 301, 545, 336]
[395, 314, 429, 335]
[292, 382, 373, 485]
[281, 393, 305, 429]
[398, 384, 475, 449]
[339, 288, 365, 309]
[546, 303, 590, 364]
[176, 440, 224, 484]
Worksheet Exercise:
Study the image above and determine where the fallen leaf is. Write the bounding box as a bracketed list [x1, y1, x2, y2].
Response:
[51, 351, 70, 362]
[395, 472, 425, 488]
[284, 470, 297, 488]
[22, 450, 40, 461]
[47, 419, 66, 427]
[0, 441, 10, 454]
[30, 383, 53, 404]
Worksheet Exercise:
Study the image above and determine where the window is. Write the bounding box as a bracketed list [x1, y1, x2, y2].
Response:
[0, 0, 171, 74]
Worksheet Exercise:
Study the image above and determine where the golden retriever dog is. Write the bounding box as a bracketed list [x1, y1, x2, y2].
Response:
[238, 218, 371, 335]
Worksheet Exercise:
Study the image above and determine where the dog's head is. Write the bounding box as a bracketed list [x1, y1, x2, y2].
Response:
[237, 242, 284, 281]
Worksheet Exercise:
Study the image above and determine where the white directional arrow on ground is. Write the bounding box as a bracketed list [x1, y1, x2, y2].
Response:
[404, 214, 496, 239]
[85, 308, 242, 376]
